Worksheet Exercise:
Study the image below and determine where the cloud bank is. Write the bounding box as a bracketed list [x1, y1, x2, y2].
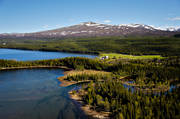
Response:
[168, 17, 180, 21]
[103, 20, 111, 23]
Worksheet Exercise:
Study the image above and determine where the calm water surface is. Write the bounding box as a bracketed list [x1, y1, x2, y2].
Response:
[0, 48, 96, 119]
[0, 68, 87, 119]
[0, 48, 96, 61]
[0, 48, 175, 118]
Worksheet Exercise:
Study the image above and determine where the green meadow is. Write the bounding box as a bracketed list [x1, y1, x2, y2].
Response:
[100, 53, 164, 60]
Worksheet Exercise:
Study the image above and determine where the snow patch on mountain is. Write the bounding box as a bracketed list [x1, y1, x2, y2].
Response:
[80, 22, 100, 27]
[0, 22, 179, 38]
[118, 24, 155, 31]
[154, 26, 180, 31]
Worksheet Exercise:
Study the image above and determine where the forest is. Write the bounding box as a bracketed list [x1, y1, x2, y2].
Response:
[81, 80, 180, 119]
[0, 35, 180, 118]
[0, 56, 180, 88]
[1, 36, 180, 56]
[0, 56, 180, 118]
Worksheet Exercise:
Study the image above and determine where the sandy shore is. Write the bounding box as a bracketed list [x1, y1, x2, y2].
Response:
[57, 69, 111, 118]
[69, 91, 110, 119]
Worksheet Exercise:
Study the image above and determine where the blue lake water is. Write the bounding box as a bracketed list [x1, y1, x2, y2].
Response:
[0, 48, 176, 118]
[0, 49, 95, 119]
[0, 68, 87, 119]
[0, 48, 96, 61]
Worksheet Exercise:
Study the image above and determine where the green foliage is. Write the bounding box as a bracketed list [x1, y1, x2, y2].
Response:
[1, 35, 180, 119]
[0, 57, 108, 70]
[65, 73, 110, 82]
[82, 80, 180, 118]
[74, 64, 85, 71]
[100, 53, 164, 60]
[108, 58, 180, 86]
[1, 36, 180, 56]
[1, 57, 180, 87]
[0, 56, 180, 119]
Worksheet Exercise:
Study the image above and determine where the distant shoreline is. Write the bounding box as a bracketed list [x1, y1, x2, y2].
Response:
[0, 66, 71, 71]
[0, 47, 99, 55]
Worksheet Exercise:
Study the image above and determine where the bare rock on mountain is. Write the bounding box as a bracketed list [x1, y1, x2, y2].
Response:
[0, 22, 179, 39]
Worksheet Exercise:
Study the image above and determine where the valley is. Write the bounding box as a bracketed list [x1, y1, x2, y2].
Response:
[0, 54, 180, 118]
[1, 0, 180, 118]
[1, 36, 180, 56]
[0, 22, 180, 119]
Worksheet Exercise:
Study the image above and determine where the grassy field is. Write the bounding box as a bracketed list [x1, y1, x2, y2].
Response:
[58, 70, 111, 86]
[100, 53, 164, 60]
[62, 70, 110, 77]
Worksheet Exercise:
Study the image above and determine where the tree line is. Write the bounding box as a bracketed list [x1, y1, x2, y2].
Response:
[1, 36, 180, 56]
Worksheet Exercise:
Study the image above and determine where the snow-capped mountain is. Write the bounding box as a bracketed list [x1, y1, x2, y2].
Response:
[118, 24, 156, 31]
[0, 22, 179, 39]
[165, 27, 180, 32]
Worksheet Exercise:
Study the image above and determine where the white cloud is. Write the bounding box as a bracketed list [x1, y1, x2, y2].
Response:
[168, 17, 180, 21]
[103, 20, 111, 23]
[55, 24, 62, 28]
[42, 25, 49, 29]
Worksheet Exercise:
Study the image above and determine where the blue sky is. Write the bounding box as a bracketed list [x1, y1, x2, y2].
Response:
[0, 0, 180, 33]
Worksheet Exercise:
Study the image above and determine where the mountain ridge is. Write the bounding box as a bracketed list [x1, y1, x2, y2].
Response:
[0, 22, 179, 39]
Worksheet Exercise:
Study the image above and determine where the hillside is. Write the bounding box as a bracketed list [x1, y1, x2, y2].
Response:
[1, 36, 180, 56]
[0, 22, 179, 39]
[0, 22, 180, 56]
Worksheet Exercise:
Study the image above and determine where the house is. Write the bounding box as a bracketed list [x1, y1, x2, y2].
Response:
[100, 56, 109, 60]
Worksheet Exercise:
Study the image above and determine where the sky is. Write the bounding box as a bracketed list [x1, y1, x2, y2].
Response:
[0, 0, 180, 33]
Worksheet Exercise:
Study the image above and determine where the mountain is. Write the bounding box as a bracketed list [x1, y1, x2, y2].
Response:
[165, 27, 180, 32]
[177, 28, 180, 32]
[0, 22, 179, 39]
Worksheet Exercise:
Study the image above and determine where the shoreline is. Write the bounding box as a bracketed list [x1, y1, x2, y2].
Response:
[57, 70, 110, 87]
[1, 66, 178, 118]
[69, 91, 110, 119]
[58, 78, 91, 87]
[0, 66, 72, 71]
[57, 69, 111, 118]
[0, 66, 109, 118]
[120, 80, 173, 92]
[0, 47, 99, 55]
[58, 71, 177, 119]
[119, 76, 174, 92]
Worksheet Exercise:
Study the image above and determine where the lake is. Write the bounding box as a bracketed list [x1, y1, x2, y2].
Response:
[0, 48, 176, 118]
[0, 68, 87, 119]
[0, 49, 96, 119]
[0, 48, 96, 61]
